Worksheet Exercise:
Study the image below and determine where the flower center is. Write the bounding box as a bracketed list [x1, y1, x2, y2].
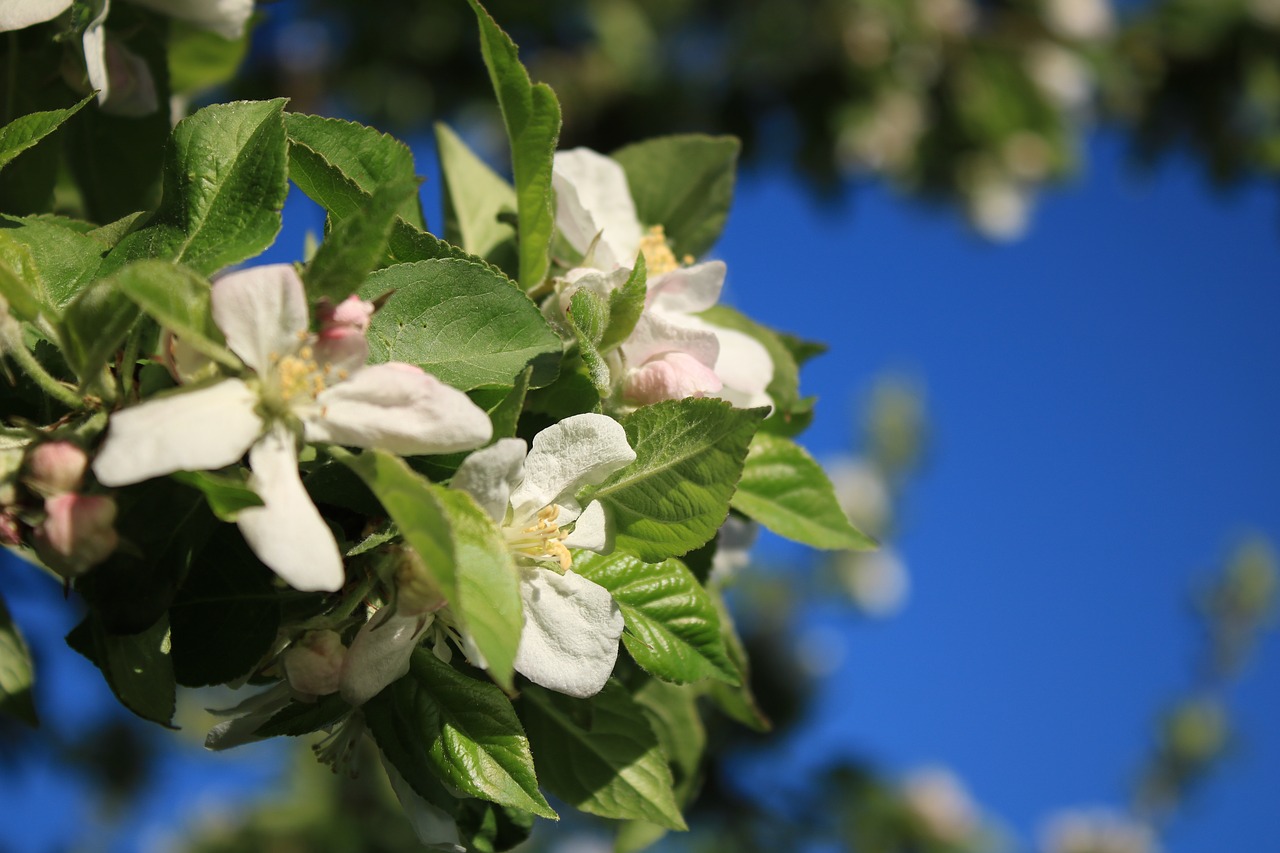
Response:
[272, 345, 329, 403]
[638, 225, 692, 276]
[505, 504, 572, 571]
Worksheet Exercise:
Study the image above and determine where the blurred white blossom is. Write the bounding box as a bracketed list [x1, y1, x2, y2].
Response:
[1042, 0, 1114, 41]
[901, 766, 980, 843]
[1040, 809, 1159, 853]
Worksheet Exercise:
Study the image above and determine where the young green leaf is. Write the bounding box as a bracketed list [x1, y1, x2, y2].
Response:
[574, 551, 737, 685]
[519, 680, 687, 830]
[107, 99, 289, 276]
[365, 648, 556, 818]
[66, 614, 176, 727]
[612, 135, 740, 259]
[359, 259, 561, 390]
[732, 433, 875, 550]
[0, 232, 53, 324]
[60, 278, 139, 385]
[435, 487, 522, 693]
[464, 0, 562, 291]
[333, 448, 457, 605]
[1, 217, 107, 311]
[112, 260, 240, 368]
[0, 595, 38, 727]
[488, 367, 532, 440]
[0, 96, 94, 172]
[304, 179, 420, 302]
[436, 122, 518, 269]
[591, 399, 765, 562]
[568, 288, 612, 395]
[167, 21, 251, 96]
[170, 470, 264, 521]
[599, 255, 647, 352]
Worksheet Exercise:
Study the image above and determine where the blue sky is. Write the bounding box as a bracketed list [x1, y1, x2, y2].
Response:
[3, 122, 1279, 852]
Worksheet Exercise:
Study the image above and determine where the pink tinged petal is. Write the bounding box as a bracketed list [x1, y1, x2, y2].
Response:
[514, 567, 624, 698]
[211, 264, 309, 373]
[92, 379, 263, 486]
[553, 148, 642, 269]
[449, 438, 527, 524]
[81, 3, 110, 105]
[306, 364, 493, 455]
[126, 0, 254, 39]
[0, 0, 73, 31]
[621, 311, 719, 369]
[97, 37, 158, 117]
[237, 426, 344, 592]
[33, 493, 118, 578]
[340, 610, 432, 706]
[623, 351, 723, 405]
[282, 629, 347, 698]
[561, 500, 610, 552]
[707, 324, 775, 408]
[645, 261, 726, 315]
[313, 295, 374, 373]
[24, 441, 88, 497]
[508, 413, 637, 522]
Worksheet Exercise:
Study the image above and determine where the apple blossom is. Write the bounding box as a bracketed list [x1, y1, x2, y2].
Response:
[450, 413, 635, 698]
[93, 264, 493, 593]
[23, 441, 88, 497]
[32, 492, 119, 578]
[552, 147, 773, 408]
[1039, 809, 1159, 853]
[0, 0, 72, 32]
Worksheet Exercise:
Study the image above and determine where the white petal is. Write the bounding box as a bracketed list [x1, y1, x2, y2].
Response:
[514, 567, 624, 698]
[82, 1, 111, 105]
[645, 261, 726, 315]
[708, 324, 775, 408]
[449, 438, 527, 523]
[93, 379, 262, 486]
[126, 0, 254, 39]
[0, 0, 73, 31]
[553, 148, 642, 269]
[561, 500, 610, 552]
[621, 310, 719, 369]
[339, 609, 431, 706]
[237, 426, 345, 592]
[306, 364, 493, 455]
[381, 754, 465, 852]
[508, 414, 636, 522]
[211, 264, 309, 374]
[203, 683, 292, 751]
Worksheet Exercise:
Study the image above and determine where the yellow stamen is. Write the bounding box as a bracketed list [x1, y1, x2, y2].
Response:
[638, 225, 681, 275]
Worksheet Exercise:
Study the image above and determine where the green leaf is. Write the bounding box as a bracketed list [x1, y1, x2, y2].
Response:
[0, 217, 106, 313]
[488, 367, 532, 440]
[465, 0, 561, 290]
[333, 448, 457, 604]
[168, 21, 250, 95]
[435, 487, 522, 693]
[0, 232, 52, 324]
[304, 179, 420, 302]
[112, 260, 240, 368]
[520, 680, 687, 830]
[568, 288, 611, 395]
[253, 693, 350, 738]
[705, 592, 770, 732]
[574, 552, 736, 685]
[612, 135, 740, 259]
[698, 305, 808, 435]
[168, 526, 281, 687]
[170, 470, 264, 521]
[108, 99, 289, 276]
[60, 279, 139, 385]
[617, 679, 707, 852]
[365, 648, 556, 818]
[284, 113, 425, 230]
[436, 122, 518, 271]
[0, 595, 38, 726]
[359, 259, 561, 390]
[732, 433, 875, 550]
[600, 255, 647, 352]
[591, 399, 765, 562]
[66, 614, 176, 727]
[457, 800, 535, 853]
[0, 97, 94, 172]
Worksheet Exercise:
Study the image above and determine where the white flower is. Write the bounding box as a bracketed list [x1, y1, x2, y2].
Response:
[1040, 809, 1159, 853]
[552, 147, 773, 409]
[0, 0, 72, 32]
[836, 548, 909, 617]
[1042, 0, 1113, 41]
[450, 413, 635, 698]
[900, 766, 980, 843]
[93, 264, 493, 593]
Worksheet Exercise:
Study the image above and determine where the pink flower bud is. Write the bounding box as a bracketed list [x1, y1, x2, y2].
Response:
[33, 493, 118, 578]
[623, 351, 723, 405]
[314, 295, 375, 372]
[0, 513, 20, 547]
[282, 630, 347, 698]
[25, 442, 88, 497]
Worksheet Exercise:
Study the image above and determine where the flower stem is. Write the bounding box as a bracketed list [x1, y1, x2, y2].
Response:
[8, 343, 84, 410]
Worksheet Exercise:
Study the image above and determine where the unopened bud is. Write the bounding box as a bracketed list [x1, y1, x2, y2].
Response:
[314, 295, 375, 370]
[25, 441, 88, 497]
[395, 549, 447, 616]
[282, 630, 347, 698]
[33, 493, 118, 578]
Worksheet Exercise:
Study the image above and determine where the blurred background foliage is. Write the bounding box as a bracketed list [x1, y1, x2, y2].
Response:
[233, 0, 1280, 241]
